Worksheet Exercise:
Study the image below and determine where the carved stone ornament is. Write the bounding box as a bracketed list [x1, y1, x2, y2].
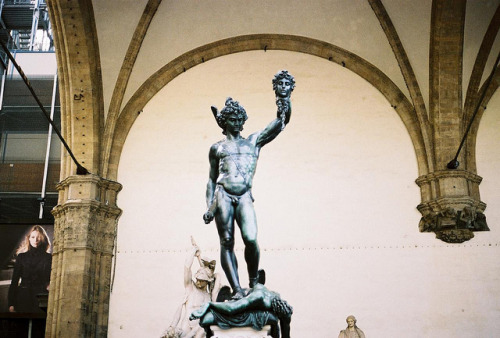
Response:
[416, 170, 488, 243]
[435, 229, 475, 243]
[418, 206, 489, 243]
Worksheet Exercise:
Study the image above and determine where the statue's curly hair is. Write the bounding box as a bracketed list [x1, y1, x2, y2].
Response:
[271, 298, 293, 319]
[217, 97, 248, 135]
[272, 70, 296, 92]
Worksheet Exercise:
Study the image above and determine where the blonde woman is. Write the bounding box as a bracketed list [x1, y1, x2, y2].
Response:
[8, 225, 52, 313]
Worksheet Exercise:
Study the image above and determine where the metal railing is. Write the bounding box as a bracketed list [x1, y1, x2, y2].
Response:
[4, 0, 47, 6]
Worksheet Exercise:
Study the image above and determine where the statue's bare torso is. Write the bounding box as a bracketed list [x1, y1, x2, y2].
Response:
[214, 136, 260, 196]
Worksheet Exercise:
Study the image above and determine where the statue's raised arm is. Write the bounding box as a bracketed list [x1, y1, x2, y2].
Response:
[254, 70, 295, 148]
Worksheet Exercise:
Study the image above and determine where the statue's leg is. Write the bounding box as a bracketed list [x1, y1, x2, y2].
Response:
[214, 193, 242, 295]
[204, 326, 214, 338]
[199, 312, 215, 338]
[279, 317, 291, 338]
[235, 194, 260, 288]
[265, 313, 280, 338]
[199, 311, 215, 326]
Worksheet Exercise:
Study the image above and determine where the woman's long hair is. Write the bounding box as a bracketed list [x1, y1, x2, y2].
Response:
[16, 225, 51, 254]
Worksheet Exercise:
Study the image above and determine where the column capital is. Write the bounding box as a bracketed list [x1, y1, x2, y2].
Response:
[56, 173, 122, 206]
[415, 170, 488, 243]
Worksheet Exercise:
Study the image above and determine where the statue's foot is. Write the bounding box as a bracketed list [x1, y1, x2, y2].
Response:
[258, 269, 266, 285]
[249, 277, 258, 289]
[231, 288, 246, 300]
[249, 269, 266, 288]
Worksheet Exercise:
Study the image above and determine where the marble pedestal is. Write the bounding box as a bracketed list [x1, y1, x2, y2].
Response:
[210, 325, 272, 338]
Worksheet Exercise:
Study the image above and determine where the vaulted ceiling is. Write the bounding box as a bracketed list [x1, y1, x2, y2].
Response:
[46, 0, 500, 178]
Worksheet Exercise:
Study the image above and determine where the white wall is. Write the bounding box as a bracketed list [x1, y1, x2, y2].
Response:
[477, 90, 500, 229]
[108, 51, 500, 337]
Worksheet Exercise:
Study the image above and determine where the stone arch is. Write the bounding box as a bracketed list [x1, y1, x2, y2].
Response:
[48, 0, 104, 177]
[104, 34, 429, 181]
[465, 72, 500, 173]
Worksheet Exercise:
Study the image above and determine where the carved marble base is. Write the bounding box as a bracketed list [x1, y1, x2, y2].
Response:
[210, 325, 272, 338]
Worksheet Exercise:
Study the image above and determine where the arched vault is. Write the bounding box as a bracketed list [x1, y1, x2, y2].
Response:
[103, 34, 429, 181]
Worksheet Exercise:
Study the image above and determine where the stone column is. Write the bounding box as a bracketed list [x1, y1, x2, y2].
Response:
[416, 0, 489, 243]
[46, 174, 122, 337]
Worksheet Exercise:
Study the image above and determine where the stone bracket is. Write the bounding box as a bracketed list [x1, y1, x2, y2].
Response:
[416, 170, 488, 243]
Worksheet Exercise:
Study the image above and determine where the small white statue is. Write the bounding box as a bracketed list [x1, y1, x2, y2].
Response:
[338, 315, 366, 338]
[162, 239, 221, 338]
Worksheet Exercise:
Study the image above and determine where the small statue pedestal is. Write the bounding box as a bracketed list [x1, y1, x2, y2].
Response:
[210, 325, 272, 338]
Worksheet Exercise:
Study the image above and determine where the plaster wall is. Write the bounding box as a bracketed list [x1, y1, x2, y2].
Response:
[477, 90, 500, 231]
[464, 0, 500, 91]
[108, 51, 500, 337]
[93, 0, 408, 117]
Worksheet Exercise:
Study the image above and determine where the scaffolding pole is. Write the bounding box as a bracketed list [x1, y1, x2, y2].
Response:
[29, 0, 41, 51]
[39, 72, 57, 219]
[0, 67, 6, 110]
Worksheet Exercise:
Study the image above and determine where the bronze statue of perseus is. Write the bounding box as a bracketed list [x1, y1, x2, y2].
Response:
[203, 70, 295, 300]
